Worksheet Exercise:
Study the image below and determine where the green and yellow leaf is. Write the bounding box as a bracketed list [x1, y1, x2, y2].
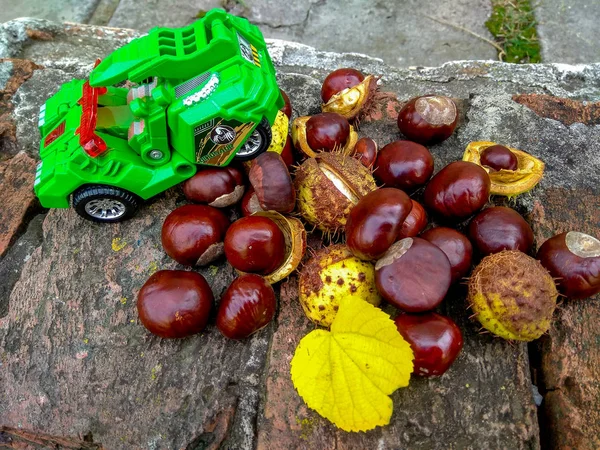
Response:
[290, 297, 414, 432]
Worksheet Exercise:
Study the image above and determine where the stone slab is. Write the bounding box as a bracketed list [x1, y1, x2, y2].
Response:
[535, 0, 600, 64]
[109, 0, 497, 67]
[0, 0, 101, 25]
[1, 19, 600, 449]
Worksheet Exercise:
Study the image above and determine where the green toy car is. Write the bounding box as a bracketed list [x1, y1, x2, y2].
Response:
[34, 9, 283, 222]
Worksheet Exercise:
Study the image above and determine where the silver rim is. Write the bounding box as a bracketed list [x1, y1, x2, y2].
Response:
[237, 128, 263, 157]
[84, 198, 127, 219]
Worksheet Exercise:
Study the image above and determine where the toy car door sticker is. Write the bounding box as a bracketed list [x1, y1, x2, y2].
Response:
[210, 125, 236, 144]
[195, 118, 255, 165]
[237, 33, 254, 64]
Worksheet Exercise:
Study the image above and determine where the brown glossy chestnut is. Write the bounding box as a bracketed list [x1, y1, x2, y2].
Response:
[395, 312, 463, 377]
[397, 95, 458, 145]
[161, 204, 230, 266]
[537, 231, 600, 299]
[137, 270, 213, 338]
[321, 68, 364, 103]
[480, 144, 518, 171]
[374, 140, 434, 191]
[346, 188, 413, 261]
[217, 274, 276, 339]
[375, 237, 452, 312]
[305, 112, 350, 152]
[280, 135, 295, 169]
[249, 152, 295, 213]
[398, 200, 428, 239]
[424, 161, 491, 219]
[182, 166, 245, 208]
[468, 206, 534, 256]
[240, 187, 264, 217]
[353, 137, 378, 168]
[224, 216, 286, 275]
[280, 89, 292, 119]
[421, 227, 473, 284]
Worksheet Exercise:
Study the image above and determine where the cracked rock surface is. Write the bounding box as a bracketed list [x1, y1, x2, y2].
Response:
[0, 18, 599, 450]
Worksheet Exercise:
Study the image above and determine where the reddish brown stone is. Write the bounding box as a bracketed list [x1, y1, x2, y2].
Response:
[513, 94, 600, 126]
[529, 188, 600, 450]
[0, 153, 38, 256]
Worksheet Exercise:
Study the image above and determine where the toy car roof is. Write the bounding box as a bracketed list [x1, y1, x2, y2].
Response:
[90, 9, 266, 87]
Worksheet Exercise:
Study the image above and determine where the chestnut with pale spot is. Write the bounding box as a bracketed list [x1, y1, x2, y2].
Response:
[397, 95, 458, 145]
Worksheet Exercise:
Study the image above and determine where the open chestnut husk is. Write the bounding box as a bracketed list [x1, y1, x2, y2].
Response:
[398, 200, 428, 239]
[292, 113, 358, 158]
[299, 244, 381, 327]
[217, 274, 276, 340]
[161, 204, 230, 266]
[462, 141, 544, 197]
[224, 215, 286, 275]
[137, 270, 213, 338]
[352, 137, 378, 168]
[374, 140, 434, 191]
[320, 68, 378, 120]
[468, 206, 534, 256]
[537, 231, 600, 299]
[346, 188, 413, 261]
[421, 227, 473, 284]
[183, 166, 245, 208]
[469, 251, 558, 341]
[395, 312, 463, 377]
[424, 161, 491, 220]
[397, 95, 458, 145]
[294, 152, 377, 234]
[249, 152, 295, 213]
[375, 237, 452, 312]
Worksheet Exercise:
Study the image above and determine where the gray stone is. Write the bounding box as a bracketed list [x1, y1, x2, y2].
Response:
[108, 0, 223, 30]
[535, 0, 600, 64]
[0, 0, 101, 25]
[1, 18, 600, 450]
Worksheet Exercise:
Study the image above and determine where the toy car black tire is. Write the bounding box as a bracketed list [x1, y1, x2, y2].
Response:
[234, 117, 272, 161]
[72, 185, 141, 223]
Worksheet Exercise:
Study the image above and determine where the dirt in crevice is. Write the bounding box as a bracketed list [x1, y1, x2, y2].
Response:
[528, 340, 552, 450]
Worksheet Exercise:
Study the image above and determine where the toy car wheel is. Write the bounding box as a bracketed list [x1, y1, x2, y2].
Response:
[234, 117, 272, 161]
[73, 185, 140, 223]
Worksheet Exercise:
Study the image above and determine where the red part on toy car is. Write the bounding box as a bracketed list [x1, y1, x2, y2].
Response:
[76, 81, 108, 158]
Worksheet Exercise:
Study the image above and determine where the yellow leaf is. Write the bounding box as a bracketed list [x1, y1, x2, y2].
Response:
[290, 297, 414, 432]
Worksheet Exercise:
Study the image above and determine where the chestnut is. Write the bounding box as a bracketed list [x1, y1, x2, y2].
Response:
[480, 144, 518, 171]
[137, 270, 213, 338]
[217, 274, 276, 339]
[395, 312, 463, 377]
[305, 112, 350, 152]
[375, 237, 452, 312]
[468, 206, 534, 256]
[249, 152, 295, 213]
[353, 137, 378, 168]
[374, 140, 434, 191]
[537, 231, 600, 299]
[421, 227, 473, 284]
[280, 135, 295, 169]
[161, 204, 230, 266]
[346, 188, 413, 261]
[423, 161, 491, 219]
[398, 200, 428, 239]
[397, 94, 458, 145]
[182, 166, 245, 208]
[321, 68, 364, 103]
[224, 216, 286, 275]
[280, 89, 292, 119]
[240, 187, 264, 217]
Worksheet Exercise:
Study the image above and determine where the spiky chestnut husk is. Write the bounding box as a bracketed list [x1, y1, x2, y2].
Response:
[321, 75, 379, 120]
[294, 152, 377, 234]
[462, 141, 545, 197]
[299, 244, 381, 327]
[468, 250, 558, 342]
[291, 115, 358, 159]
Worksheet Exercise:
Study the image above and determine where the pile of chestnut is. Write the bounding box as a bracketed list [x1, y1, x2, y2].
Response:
[136, 67, 600, 382]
